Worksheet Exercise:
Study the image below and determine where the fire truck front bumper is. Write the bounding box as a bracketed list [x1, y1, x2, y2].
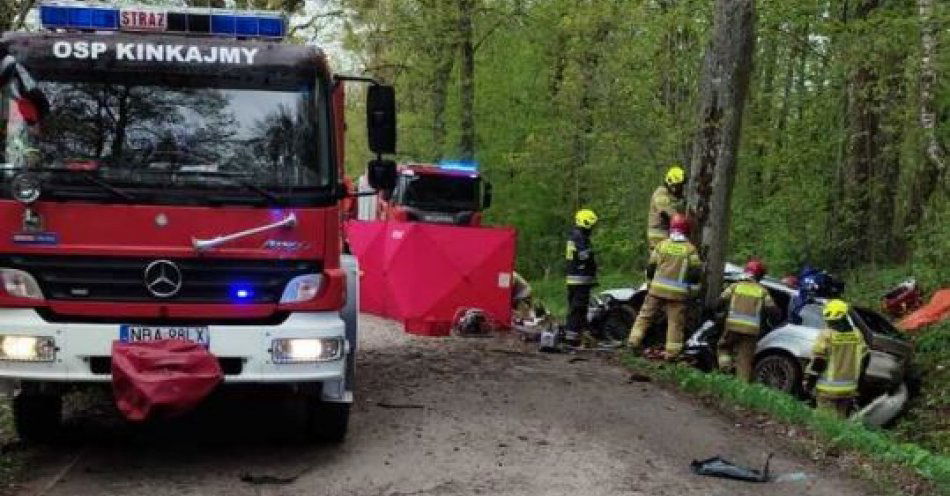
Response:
[0, 309, 350, 402]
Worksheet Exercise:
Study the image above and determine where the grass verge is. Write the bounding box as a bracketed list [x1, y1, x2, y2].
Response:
[621, 354, 950, 495]
[894, 322, 950, 456]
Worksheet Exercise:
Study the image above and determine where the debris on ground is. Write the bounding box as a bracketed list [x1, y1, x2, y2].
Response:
[376, 402, 425, 410]
[690, 453, 772, 482]
[627, 373, 652, 383]
[240, 473, 298, 485]
[539, 328, 561, 353]
[773, 472, 811, 483]
[451, 308, 496, 337]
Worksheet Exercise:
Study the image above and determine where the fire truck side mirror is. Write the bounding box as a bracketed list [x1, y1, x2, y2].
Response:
[482, 182, 493, 209]
[367, 85, 396, 155]
[368, 159, 397, 192]
[0, 56, 50, 120]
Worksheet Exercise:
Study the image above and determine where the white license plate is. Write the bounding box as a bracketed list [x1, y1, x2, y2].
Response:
[119, 325, 209, 346]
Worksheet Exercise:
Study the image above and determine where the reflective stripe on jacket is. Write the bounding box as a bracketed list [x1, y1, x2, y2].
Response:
[647, 238, 700, 301]
[812, 328, 867, 397]
[719, 281, 776, 335]
[646, 186, 684, 242]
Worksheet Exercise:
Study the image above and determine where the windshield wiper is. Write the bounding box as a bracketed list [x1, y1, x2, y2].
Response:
[224, 178, 283, 204]
[38, 168, 135, 201]
[77, 172, 135, 201]
[139, 169, 285, 205]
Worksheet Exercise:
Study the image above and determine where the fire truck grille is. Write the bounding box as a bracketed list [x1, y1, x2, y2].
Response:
[4, 255, 318, 304]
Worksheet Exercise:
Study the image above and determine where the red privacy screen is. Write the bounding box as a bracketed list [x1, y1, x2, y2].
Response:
[346, 221, 516, 336]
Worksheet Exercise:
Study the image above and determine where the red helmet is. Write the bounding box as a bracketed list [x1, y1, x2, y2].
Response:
[744, 259, 767, 280]
[669, 214, 690, 235]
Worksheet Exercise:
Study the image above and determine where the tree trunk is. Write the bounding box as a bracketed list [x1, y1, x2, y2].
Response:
[836, 0, 882, 268]
[872, 56, 904, 262]
[431, 53, 455, 161]
[458, 0, 476, 159]
[571, 21, 611, 207]
[794, 23, 810, 122]
[775, 37, 798, 147]
[686, 0, 756, 309]
[903, 0, 946, 232]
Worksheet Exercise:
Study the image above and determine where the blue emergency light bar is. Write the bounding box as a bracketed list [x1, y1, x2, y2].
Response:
[438, 159, 479, 172]
[38, 2, 286, 39]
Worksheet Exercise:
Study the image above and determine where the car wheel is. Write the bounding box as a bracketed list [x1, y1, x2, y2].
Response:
[754, 353, 802, 395]
[306, 400, 350, 443]
[602, 305, 635, 342]
[13, 393, 62, 443]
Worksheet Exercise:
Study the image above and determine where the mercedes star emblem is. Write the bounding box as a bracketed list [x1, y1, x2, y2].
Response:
[143, 260, 183, 298]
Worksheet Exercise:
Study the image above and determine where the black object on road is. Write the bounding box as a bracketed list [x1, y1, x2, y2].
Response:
[690, 453, 773, 482]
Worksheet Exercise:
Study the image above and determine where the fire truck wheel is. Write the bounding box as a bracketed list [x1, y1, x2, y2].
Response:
[13, 393, 62, 443]
[306, 400, 350, 443]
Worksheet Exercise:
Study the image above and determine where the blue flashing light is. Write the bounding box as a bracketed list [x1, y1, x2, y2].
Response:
[41, 5, 119, 29]
[38, 3, 285, 39]
[39, 6, 69, 27]
[210, 14, 236, 35]
[211, 13, 286, 38]
[231, 285, 255, 301]
[438, 159, 479, 172]
[235, 16, 260, 36]
[258, 17, 284, 37]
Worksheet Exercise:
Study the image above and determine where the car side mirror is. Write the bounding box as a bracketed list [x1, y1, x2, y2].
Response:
[482, 181, 493, 209]
[368, 159, 397, 192]
[366, 85, 396, 155]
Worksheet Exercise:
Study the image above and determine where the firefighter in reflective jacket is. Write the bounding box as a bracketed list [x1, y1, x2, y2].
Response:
[627, 214, 701, 359]
[565, 209, 598, 345]
[716, 259, 779, 383]
[646, 165, 687, 251]
[808, 299, 868, 417]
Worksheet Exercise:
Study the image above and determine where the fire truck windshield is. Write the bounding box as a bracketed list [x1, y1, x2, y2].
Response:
[0, 75, 329, 206]
[396, 173, 479, 212]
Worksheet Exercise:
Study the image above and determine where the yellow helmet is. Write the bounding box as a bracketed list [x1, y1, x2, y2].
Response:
[575, 209, 598, 229]
[822, 299, 849, 321]
[665, 165, 686, 186]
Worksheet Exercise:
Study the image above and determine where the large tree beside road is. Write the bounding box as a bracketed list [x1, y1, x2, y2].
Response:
[686, 0, 756, 307]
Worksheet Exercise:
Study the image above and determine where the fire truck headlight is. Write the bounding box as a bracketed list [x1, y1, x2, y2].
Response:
[280, 274, 323, 304]
[270, 337, 343, 363]
[0, 335, 56, 362]
[0, 269, 44, 300]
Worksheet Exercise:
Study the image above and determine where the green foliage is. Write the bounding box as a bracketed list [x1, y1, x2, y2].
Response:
[895, 322, 950, 458]
[623, 355, 950, 493]
[340, 0, 948, 283]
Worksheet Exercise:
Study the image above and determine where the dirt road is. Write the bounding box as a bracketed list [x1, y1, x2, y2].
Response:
[14, 316, 875, 496]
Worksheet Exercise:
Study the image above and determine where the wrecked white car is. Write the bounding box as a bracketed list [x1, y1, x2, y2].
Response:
[588, 263, 915, 426]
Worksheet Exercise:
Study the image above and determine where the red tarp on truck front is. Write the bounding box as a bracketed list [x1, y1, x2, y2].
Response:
[111, 340, 223, 421]
[346, 221, 516, 336]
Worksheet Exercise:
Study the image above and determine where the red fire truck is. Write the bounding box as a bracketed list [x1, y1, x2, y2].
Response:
[0, 2, 398, 442]
[376, 161, 491, 226]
